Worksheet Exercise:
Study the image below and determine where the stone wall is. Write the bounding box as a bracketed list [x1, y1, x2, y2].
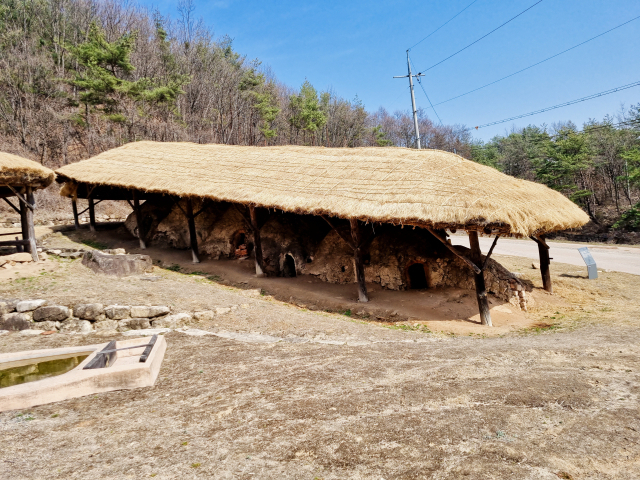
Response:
[0, 297, 255, 334]
[125, 201, 532, 310]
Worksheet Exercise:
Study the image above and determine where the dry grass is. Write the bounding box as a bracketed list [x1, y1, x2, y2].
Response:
[0, 151, 54, 188]
[55, 142, 589, 236]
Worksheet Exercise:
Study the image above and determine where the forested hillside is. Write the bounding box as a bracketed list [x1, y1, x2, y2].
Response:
[1, 0, 639, 236]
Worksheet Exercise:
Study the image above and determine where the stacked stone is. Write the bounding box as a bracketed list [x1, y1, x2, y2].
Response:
[0, 300, 205, 333]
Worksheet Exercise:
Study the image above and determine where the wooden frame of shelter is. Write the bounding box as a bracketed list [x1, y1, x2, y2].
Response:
[55, 142, 589, 326]
[1, 152, 55, 262]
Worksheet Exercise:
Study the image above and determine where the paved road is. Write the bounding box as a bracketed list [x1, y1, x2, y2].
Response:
[451, 235, 640, 275]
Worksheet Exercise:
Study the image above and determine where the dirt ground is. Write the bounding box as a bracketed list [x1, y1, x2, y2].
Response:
[1, 225, 640, 479]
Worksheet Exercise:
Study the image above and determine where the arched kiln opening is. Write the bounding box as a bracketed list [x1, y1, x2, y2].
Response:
[283, 254, 297, 277]
[407, 262, 429, 289]
[231, 230, 253, 258]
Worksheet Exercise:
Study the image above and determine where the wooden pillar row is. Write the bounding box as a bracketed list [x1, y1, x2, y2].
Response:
[185, 198, 200, 264]
[468, 231, 491, 326]
[249, 205, 265, 277]
[350, 219, 369, 303]
[132, 190, 146, 249]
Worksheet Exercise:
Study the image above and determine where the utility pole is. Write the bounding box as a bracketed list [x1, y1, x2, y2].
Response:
[394, 50, 424, 149]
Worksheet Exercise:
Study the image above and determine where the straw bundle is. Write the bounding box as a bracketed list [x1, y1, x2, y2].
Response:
[55, 141, 589, 236]
[0, 151, 55, 189]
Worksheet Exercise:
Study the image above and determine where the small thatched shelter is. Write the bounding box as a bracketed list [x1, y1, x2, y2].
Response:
[1, 152, 55, 261]
[56, 142, 589, 325]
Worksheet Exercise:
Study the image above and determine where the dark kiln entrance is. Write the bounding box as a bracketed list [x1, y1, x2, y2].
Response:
[283, 254, 296, 277]
[407, 262, 429, 289]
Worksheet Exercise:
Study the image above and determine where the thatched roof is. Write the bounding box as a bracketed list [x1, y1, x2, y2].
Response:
[55, 141, 589, 236]
[0, 151, 55, 189]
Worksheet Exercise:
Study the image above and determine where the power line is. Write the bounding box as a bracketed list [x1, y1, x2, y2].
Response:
[417, 77, 443, 125]
[409, 56, 443, 124]
[471, 80, 640, 130]
[408, 0, 481, 51]
[424, 14, 640, 110]
[418, 0, 544, 74]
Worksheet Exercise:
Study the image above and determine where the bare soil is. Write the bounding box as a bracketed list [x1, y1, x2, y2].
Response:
[1, 225, 639, 479]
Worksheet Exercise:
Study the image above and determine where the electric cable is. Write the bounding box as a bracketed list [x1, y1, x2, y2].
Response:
[409, 55, 443, 125]
[471, 80, 640, 130]
[408, 0, 481, 51]
[418, 0, 544, 74]
[424, 14, 640, 110]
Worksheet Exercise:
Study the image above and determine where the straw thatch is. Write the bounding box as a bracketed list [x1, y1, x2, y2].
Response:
[0, 151, 55, 189]
[55, 141, 589, 236]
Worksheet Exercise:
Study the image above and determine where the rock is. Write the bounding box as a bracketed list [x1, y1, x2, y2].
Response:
[19, 329, 44, 336]
[33, 305, 70, 322]
[82, 250, 153, 277]
[105, 305, 131, 320]
[152, 313, 192, 329]
[0, 313, 32, 331]
[0, 330, 9, 336]
[32, 320, 61, 331]
[122, 328, 171, 336]
[1, 252, 33, 263]
[16, 299, 47, 312]
[60, 318, 93, 334]
[118, 318, 151, 331]
[0, 299, 18, 313]
[74, 303, 105, 321]
[49, 249, 62, 255]
[59, 251, 83, 259]
[94, 320, 119, 331]
[104, 248, 126, 255]
[242, 289, 262, 297]
[130, 306, 170, 318]
[193, 310, 214, 322]
[215, 307, 231, 315]
[0, 302, 13, 315]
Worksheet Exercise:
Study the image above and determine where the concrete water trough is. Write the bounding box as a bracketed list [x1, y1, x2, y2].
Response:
[0, 335, 166, 412]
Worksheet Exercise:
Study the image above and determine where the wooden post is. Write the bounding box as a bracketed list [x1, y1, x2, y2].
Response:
[535, 235, 553, 293]
[350, 219, 369, 303]
[88, 197, 96, 232]
[25, 187, 39, 262]
[18, 189, 28, 253]
[71, 198, 80, 230]
[468, 231, 491, 326]
[185, 198, 200, 263]
[249, 205, 265, 277]
[132, 190, 146, 249]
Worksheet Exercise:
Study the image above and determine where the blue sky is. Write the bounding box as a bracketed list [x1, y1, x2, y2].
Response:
[141, 0, 640, 141]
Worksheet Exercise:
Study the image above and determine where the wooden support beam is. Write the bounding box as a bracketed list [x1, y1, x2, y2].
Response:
[88, 197, 96, 232]
[2, 197, 20, 214]
[469, 231, 491, 327]
[26, 188, 38, 261]
[532, 234, 552, 293]
[7, 186, 32, 209]
[185, 198, 200, 264]
[350, 219, 369, 303]
[425, 226, 482, 275]
[19, 190, 28, 253]
[71, 198, 80, 230]
[249, 205, 265, 277]
[0, 239, 30, 247]
[132, 190, 146, 249]
[321, 215, 356, 249]
[482, 235, 501, 271]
